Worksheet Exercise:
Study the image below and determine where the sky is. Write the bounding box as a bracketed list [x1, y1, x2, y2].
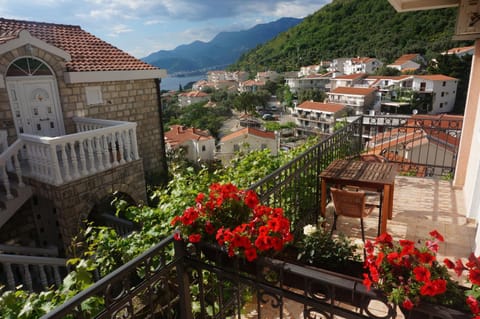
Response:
[0, 0, 331, 59]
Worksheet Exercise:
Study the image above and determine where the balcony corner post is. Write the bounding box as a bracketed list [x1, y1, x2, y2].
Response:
[173, 236, 194, 319]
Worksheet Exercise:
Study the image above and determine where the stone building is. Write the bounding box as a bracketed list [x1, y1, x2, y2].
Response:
[0, 18, 167, 254]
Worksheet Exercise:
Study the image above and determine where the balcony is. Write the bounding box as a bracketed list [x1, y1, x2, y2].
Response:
[0, 116, 140, 227]
[39, 115, 473, 319]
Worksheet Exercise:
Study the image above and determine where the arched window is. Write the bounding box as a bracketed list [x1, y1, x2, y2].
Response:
[6, 57, 53, 77]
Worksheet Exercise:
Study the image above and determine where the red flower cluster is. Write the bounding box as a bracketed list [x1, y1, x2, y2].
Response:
[445, 253, 480, 318]
[363, 230, 449, 310]
[171, 183, 293, 262]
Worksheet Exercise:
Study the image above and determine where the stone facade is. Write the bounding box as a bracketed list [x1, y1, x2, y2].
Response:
[0, 45, 165, 175]
[25, 160, 146, 252]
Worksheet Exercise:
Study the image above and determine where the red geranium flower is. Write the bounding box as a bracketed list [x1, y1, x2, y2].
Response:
[413, 266, 431, 282]
[188, 234, 201, 243]
[363, 230, 454, 310]
[171, 183, 292, 262]
[402, 298, 414, 310]
[429, 230, 444, 242]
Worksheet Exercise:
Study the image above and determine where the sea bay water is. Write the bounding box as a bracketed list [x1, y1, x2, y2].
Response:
[161, 74, 206, 91]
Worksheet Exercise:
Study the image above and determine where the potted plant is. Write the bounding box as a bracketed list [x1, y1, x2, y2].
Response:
[445, 253, 480, 318]
[171, 182, 293, 262]
[296, 222, 362, 276]
[363, 230, 469, 318]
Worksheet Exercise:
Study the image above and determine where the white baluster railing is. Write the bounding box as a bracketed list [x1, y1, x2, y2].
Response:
[16, 117, 139, 186]
[0, 139, 27, 199]
[0, 253, 67, 291]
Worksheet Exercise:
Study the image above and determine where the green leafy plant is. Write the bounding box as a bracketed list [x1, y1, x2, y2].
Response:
[297, 221, 360, 270]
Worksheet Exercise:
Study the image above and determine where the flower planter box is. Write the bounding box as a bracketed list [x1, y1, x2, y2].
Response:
[188, 242, 471, 319]
[400, 303, 470, 319]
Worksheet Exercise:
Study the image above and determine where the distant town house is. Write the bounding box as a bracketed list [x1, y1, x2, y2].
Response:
[387, 53, 425, 72]
[343, 57, 383, 75]
[238, 79, 266, 93]
[298, 62, 331, 77]
[216, 127, 278, 165]
[164, 125, 216, 163]
[327, 87, 378, 114]
[255, 71, 280, 82]
[178, 90, 210, 107]
[329, 73, 367, 91]
[285, 72, 334, 94]
[207, 70, 248, 83]
[292, 101, 346, 136]
[411, 74, 458, 114]
[442, 45, 475, 57]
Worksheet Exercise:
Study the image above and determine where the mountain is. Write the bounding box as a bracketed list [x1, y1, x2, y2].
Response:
[142, 17, 302, 75]
[229, 0, 469, 73]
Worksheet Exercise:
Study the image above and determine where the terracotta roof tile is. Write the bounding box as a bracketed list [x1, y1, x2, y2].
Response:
[443, 46, 475, 55]
[415, 74, 458, 81]
[297, 101, 345, 113]
[329, 87, 377, 95]
[390, 53, 421, 65]
[0, 18, 159, 72]
[221, 127, 275, 142]
[164, 125, 213, 147]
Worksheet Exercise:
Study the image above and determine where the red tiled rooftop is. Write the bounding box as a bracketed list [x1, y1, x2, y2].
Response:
[332, 73, 367, 80]
[164, 125, 213, 147]
[443, 46, 475, 55]
[221, 127, 275, 142]
[0, 18, 159, 72]
[415, 74, 458, 81]
[390, 53, 421, 65]
[297, 101, 345, 113]
[329, 86, 377, 95]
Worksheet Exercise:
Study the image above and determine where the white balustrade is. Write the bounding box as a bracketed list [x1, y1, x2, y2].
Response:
[0, 117, 139, 187]
[0, 139, 26, 200]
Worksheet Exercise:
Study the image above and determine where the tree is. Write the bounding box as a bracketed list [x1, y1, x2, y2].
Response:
[374, 66, 401, 76]
[298, 89, 327, 104]
[233, 92, 257, 114]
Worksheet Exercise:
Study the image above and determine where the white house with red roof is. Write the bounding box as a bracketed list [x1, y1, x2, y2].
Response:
[387, 53, 425, 72]
[285, 72, 335, 93]
[327, 87, 379, 114]
[216, 127, 278, 165]
[442, 46, 475, 57]
[343, 57, 383, 75]
[238, 79, 266, 93]
[178, 90, 210, 107]
[293, 101, 346, 136]
[164, 125, 216, 162]
[0, 18, 167, 254]
[412, 75, 458, 113]
[329, 73, 368, 90]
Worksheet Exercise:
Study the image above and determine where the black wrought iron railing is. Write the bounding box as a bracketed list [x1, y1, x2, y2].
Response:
[361, 114, 462, 178]
[248, 116, 362, 237]
[39, 114, 464, 319]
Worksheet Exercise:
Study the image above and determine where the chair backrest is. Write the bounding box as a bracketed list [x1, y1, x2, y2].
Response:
[330, 187, 368, 218]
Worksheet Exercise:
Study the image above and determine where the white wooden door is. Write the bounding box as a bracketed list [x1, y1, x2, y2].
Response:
[7, 78, 64, 137]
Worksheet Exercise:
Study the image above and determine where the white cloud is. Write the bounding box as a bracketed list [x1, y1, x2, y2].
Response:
[107, 24, 133, 37]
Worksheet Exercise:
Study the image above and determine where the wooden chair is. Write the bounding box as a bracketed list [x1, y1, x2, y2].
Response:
[330, 187, 376, 244]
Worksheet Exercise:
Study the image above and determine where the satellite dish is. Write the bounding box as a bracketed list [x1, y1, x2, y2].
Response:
[412, 109, 418, 115]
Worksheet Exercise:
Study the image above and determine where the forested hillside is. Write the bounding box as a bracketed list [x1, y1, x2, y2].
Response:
[230, 0, 466, 73]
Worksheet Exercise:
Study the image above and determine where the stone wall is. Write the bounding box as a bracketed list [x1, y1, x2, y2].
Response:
[27, 159, 147, 252]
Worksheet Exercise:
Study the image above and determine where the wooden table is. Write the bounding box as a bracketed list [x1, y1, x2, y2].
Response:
[320, 159, 399, 234]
